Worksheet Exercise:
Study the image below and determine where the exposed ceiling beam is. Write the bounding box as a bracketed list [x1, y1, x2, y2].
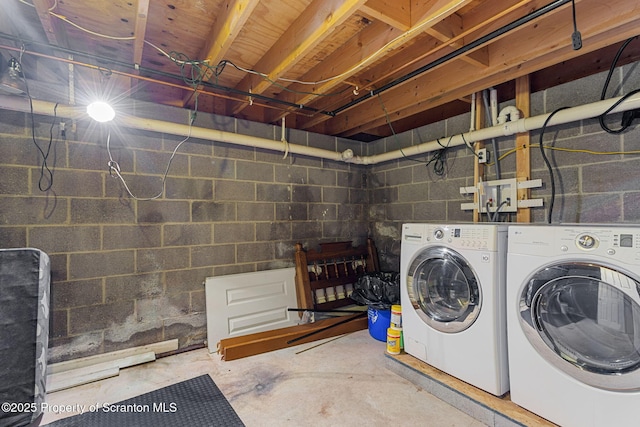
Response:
[230, 0, 368, 116]
[297, 0, 537, 131]
[265, 19, 403, 123]
[360, 0, 411, 30]
[182, 0, 260, 107]
[323, 0, 639, 136]
[33, 0, 69, 47]
[268, 0, 473, 125]
[132, 0, 150, 69]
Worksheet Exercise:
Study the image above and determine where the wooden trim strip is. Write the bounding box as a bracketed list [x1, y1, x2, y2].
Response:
[218, 315, 368, 361]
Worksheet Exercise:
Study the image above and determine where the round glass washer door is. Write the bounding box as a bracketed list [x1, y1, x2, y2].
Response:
[406, 246, 481, 333]
[519, 262, 640, 391]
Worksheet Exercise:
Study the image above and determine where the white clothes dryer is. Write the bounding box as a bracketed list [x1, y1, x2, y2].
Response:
[507, 225, 640, 427]
[400, 223, 509, 396]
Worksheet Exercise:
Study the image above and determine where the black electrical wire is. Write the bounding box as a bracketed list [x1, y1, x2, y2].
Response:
[425, 137, 452, 176]
[0, 32, 331, 116]
[599, 36, 640, 134]
[14, 53, 56, 192]
[539, 107, 569, 224]
[329, 0, 572, 116]
[460, 133, 479, 158]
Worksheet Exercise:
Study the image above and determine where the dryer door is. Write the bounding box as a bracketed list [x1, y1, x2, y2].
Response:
[406, 246, 481, 333]
[519, 262, 640, 391]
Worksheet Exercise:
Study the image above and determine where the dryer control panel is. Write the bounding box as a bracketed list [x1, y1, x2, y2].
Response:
[509, 225, 640, 263]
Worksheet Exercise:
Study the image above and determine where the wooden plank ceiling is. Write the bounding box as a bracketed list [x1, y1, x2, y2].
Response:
[1, 0, 640, 141]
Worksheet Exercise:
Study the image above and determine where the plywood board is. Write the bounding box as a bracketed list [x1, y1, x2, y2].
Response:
[390, 352, 556, 427]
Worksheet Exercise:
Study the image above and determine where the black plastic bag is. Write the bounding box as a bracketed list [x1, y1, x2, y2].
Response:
[350, 271, 400, 309]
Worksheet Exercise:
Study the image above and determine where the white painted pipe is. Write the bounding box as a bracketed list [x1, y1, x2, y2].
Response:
[0, 95, 347, 163]
[117, 114, 348, 162]
[2, 92, 640, 166]
[497, 105, 521, 124]
[490, 88, 498, 126]
[350, 92, 640, 165]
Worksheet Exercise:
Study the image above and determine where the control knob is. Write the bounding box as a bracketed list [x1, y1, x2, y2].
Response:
[576, 234, 598, 250]
[434, 229, 444, 240]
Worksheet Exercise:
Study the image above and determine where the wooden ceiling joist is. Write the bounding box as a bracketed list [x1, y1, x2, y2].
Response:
[230, 0, 368, 116]
[297, 0, 531, 131]
[132, 0, 150, 69]
[315, 0, 639, 136]
[182, 0, 260, 107]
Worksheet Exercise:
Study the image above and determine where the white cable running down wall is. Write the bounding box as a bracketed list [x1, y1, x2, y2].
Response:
[1, 93, 640, 165]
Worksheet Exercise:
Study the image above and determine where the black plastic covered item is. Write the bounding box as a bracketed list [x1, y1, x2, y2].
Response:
[0, 248, 50, 427]
[350, 272, 400, 309]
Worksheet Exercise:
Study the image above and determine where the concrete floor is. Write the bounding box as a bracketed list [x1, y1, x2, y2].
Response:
[41, 329, 487, 426]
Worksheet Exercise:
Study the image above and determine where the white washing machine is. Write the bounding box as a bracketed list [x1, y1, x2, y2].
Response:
[400, 223, 509, 396]
[508, 225, 640, 427]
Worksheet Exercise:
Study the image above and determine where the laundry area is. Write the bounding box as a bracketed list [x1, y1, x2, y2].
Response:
[2, 1, 640, 426]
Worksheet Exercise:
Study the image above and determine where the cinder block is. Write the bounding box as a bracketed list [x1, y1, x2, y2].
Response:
[52, 279, 104, 309]
[69, 300, 135, 334]
[191, 244, 236, 267]
[237, 160, 274, 182]
[215, 180, 255, 201]
[71, 199, 136, 224]
[137, 200, 191, 223]
[103, 225, 161, 250]
[69, 250, 135, 280]
[105, 273, 163, 303]
[165, 267, 211, 293]
[0, 166, 28, 195]
[137, 247, 190, 273]
[276, 203, 307, 221]
[257, 183, 291, 202]
[192, 201, 236, 222]
[237, 242, 274, 263]
[164, 223, 212, 246]
[30, 226, 101, 253]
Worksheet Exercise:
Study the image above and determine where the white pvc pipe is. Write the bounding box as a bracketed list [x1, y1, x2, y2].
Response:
[0, 95, 347, 163]
[2, 92, 640, 166]
[490, 88, 498, 126]
[351, 92, 640, 165]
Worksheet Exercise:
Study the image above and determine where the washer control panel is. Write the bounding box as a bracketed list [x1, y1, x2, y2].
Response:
[426, 224, 505, 251]
[402, 223, 506, 251]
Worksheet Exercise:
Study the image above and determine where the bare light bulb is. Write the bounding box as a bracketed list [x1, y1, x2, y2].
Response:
[87, 101, 115, 122]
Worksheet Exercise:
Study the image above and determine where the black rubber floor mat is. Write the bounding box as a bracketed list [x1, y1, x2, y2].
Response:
[43, 374, 244, 427]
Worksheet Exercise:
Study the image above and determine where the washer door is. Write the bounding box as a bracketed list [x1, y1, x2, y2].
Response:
[519, 262, 640, 391]
[406, 246, 481, 333]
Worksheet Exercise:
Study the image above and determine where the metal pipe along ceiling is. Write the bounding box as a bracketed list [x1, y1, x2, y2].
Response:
[1, 93, 640, 165]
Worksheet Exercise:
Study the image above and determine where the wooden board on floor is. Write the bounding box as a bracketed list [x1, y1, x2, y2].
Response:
[47, 351, 157, 392]
[48, 339, 178, 374]
[218, 314, 368, 361]
[390, 352, 557, 427]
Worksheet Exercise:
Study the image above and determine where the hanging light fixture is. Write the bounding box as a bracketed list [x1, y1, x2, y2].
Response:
[86, 100, 115, 122]
[0, 58, 27, 96]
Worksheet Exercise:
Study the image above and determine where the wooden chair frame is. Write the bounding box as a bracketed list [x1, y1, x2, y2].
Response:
[294, 238, 379, 312]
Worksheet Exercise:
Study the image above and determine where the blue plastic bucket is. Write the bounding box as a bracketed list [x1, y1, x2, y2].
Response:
[367, 307, 391, 342]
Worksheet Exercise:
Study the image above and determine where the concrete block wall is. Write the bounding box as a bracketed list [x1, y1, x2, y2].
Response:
[368, 62, 640, 271]
[3, 60, 640, 362]
[0, 104, 368, 362]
